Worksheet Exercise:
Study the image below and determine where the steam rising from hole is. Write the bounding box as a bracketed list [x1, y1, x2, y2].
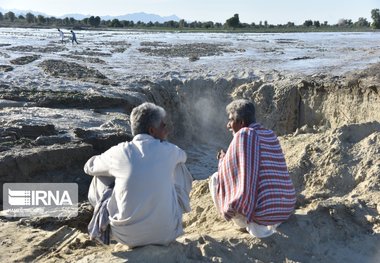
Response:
[192, 97, 230, 146]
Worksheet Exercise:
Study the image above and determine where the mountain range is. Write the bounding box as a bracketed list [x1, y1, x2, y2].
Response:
[0, 7, 181, 23]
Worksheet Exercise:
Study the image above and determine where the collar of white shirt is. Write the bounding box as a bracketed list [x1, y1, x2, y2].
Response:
[133, 134, 155, 142]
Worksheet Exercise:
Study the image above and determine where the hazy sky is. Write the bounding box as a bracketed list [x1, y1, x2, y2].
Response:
[0, 0, 378, 24]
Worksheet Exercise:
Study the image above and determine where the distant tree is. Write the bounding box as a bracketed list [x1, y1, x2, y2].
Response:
[82, 17, 89, 25]
[55, 18, 63, 26]
[195, 21, 203, 28]
[303, 20, 313, 27]
[63, 17, 70, 25]
[136, 21, 146, 27]
[337, 19, 345, 26]
[110, 19, 123, 27]
[313, 20, 320, 27]
[338, 18, 352, 27]
[87, 16, 100, 27]
[215, 22, 223, 28]
[5, 11, 16, 22]
[225, 13, 240, 28]
[323, 21, 328, 26]
[122, 20, 134, 27]
[371, 8, 380, 29]
[122, 20, 131, 27]
[25, 12, 35, 23]
[354, 17, 370, 27]
[69, 17, 76, 25]
[286, 22, 295, 27]
[164, 20, 177, 28]
[264, 20, 268, 27]
[49, 16, 57, 24]
[179, 19, 186, 28]
[203, 21, 214, 29]
[94, 16, 101, 27]
[45, 17, 52, 24]
[0, 12, 3, 21]
[88, 16, 95, 26]
[18, 15, 25, 20]
[37, 15, 46, 24]
[189, 20, 204, 28]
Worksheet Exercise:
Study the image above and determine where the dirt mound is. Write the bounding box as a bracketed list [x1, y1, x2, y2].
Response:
[231, 68, 380, 136]
[231, 79, 299, 135]
[10, 55, 41, 65]
[0, 65, 13, 72]
[7, 45, 67, 53]
[39, 59, 109, 84]
[138, 42, 243, 58]
[70, 50, 113, 57]
[0, 86, 138, 109]
[282, 122, 380, 203]
[65, 54, 106, 64]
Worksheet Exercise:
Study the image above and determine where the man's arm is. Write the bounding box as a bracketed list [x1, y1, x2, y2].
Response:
[168, 142, 187, 164]
[84, 155, 111, 177]
[84, 144, 123, 177]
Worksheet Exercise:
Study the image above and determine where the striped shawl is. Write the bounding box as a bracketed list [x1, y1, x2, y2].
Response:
[217, 123, 296, 225]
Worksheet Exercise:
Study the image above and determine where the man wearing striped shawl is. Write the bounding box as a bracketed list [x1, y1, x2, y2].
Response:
[209, 99, 296, 238]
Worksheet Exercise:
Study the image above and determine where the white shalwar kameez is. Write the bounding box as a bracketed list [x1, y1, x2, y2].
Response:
[84, 134, 192, 247]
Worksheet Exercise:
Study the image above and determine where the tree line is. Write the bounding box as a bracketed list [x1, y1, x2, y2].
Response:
[224, 10, 380, 29]
[0, 9, 379, 30]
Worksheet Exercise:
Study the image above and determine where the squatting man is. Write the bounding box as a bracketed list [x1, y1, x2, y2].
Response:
[84, 102, 193, 247]
[209, 99, 296, 238]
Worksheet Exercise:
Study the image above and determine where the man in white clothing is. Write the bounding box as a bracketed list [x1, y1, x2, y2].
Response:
[84, 102, 193, 248]
[58, 28, 64, 44]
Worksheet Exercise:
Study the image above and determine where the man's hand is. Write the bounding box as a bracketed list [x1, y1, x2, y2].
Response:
[217, 149, 226, 160]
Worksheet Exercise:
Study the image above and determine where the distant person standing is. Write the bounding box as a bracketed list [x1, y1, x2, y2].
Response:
[58, 28, 64, 44]
[70, 30, 78, 44]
